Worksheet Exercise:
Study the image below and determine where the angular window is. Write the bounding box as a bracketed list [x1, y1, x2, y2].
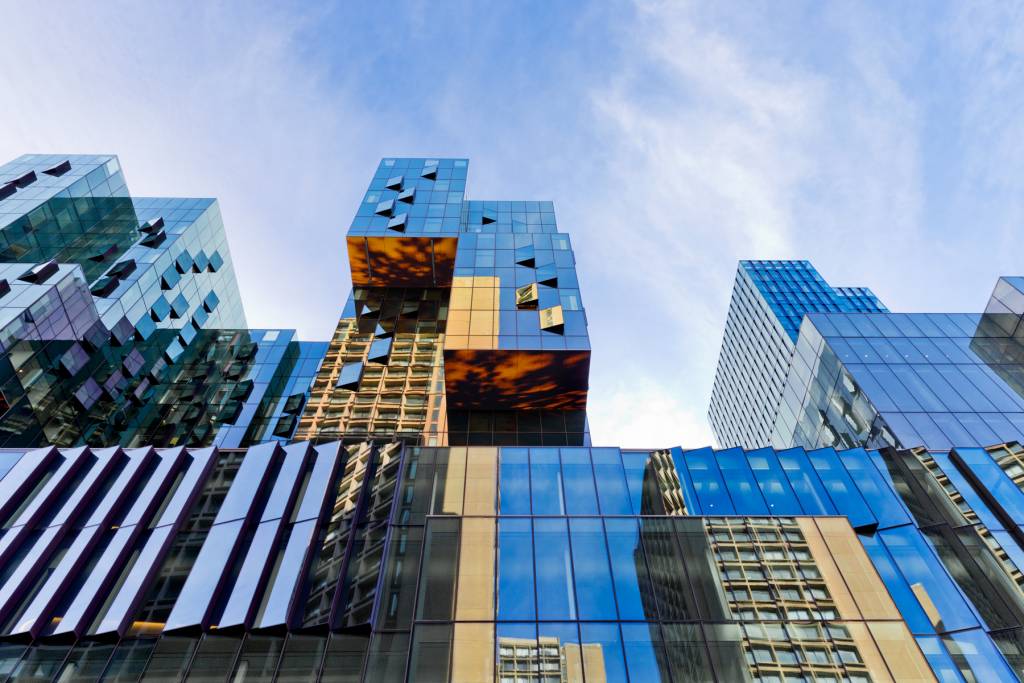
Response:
[175, 251, 193, 274]
[91, 276, 119, 297]
[208, 251, 224, 272]
[203, 291, 220, 312]
[516, 283, 539, 309]
[151, 296, 171, 321]
[193, 250, 209, 272]
[397, 187, 416, 203]
[514, 244, 535, 267]
[11, 170, 36, 188]
[367, 338, 392, 364]
[536, 264, 558, 287]
[18, 259, 59, 284]
[140, 230, 167, 248]
[109, 259, 137, 278]
[539, 305, 564, 334]
[43, 159, 72, 177]
[336, 362, 363, 390]
[0, 183, 15, 200]
[161, 264, 181, 290]
[170, 293, 189, 318]
[88, 244, 119, 262]
[139, 216, 165, 233]
[375, 199, 395, 217]
[387, 213, 407, 231]
[421, 165, 438, 180]
[385, 175, 404, 190]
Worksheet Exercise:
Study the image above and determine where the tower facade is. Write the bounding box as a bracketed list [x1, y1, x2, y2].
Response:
[296, 158, 590, 447]
[709, 260, 886, 449]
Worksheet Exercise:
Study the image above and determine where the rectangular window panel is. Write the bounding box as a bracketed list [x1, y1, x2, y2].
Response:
[593, 448, 633, 515]
[569, 517, 617, 620]
[534, 518, 576, 620]
[498, 448, 531, 515]
[560, 448, 598, 515]
[529, 448, 564, 515]
[497, 518, 535, 620]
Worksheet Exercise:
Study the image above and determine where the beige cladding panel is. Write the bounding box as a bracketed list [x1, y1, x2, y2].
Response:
[463, 447, 498, 515]
[441, 447, 467, 515]
[455, 517, 495, 621]
[815, 517, 902, 620]
[868, 622, 936, 682]
[450, 623, 494, 683]
[796, 518, 861, 620]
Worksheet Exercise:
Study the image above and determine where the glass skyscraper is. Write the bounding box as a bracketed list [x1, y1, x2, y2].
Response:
[709, 261, 886, 449]
[5, 158, 1024, 681]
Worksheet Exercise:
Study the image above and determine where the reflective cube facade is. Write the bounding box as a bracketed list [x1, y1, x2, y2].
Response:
[709, 261, 886, 449]
[300, 158, 590, 447]
[0, 155, 327, 448]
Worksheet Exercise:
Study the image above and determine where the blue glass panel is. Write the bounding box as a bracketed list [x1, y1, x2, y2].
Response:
[859, 534, 934, 635]
[620, 451, 650, 514]
[498, 448, 531, 515]
[715, 448, 768, 515]
[914, 636, 965, 683]
[261, 443, 309, 522]
[294, 443, 342, 522]
[533, 518, 576, 620]
[119, 448, 185, 528]
[579, 623, 628, 683]
[681, 448, 734, 515]
[777, 448, 836, 515]
[165, 520, 245, 631]
[668, 447, 701, 514]
[568, 518, 616, 620]
[218, 520, 280, 629]
[559, 448, 598, 515]
[91, 525, 175, 636]
[879, 526, 980, 632]
[592, 448, 633, 515]
[496, 518, 534, 620]
[836, 448, 911, 529]
[529, 448, 564, 515]
[954, 448, 1024, 525]
[257, 519, 318, 629]
[944, 629, 1017, 682]
[605, 518, 656, 621]
[155, 448, 217, 527]
[214, 443, 279, 524]
[806, 448, 876, 530]
[83, 447, 154, 528]
[745, 448, 803, 515]
[53, 525, 135, 638]
[621, 623, 670, 683]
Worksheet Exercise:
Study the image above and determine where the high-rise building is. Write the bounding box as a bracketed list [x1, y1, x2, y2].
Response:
[709, 260, 886, 449]
[0, 154, 326, 448]
[296, 158, 590, 447]
[6, 158, 1024, 681]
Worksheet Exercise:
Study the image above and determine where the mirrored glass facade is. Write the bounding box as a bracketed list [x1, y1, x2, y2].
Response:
[0, 154, 328, 449]
[299, 158, 590, 448]
[710, 261, 886, 449]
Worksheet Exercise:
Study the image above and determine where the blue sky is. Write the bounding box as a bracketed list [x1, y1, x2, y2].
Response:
[2, 1, 1022, 447]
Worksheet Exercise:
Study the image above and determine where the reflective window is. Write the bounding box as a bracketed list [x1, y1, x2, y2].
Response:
[534, 518, 576, 620]
[569, 518, 617, 619]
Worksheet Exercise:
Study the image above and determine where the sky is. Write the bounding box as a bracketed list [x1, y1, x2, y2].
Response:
[1, 0, 1023, 448]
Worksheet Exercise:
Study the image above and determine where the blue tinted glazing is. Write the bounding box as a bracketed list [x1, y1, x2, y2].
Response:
[498, 448, 531, 515]
[579, 623, 628, 683]
[533, 518, 576, 620]
[682, 448, 734, 515]
[745, 448, 803, 515]
[592, 448, 633, 515]
[496, 518, 534, 620]
[715, 448, 768, 515]
[529, 448, 564, 515]
[777, 449, 836, 515]
[568, 518, 616, 620]
[604, 518, 654, 621]
[806, 448, 876, 530]
[879, 526, 980, 632]
[559, 449, 598, 515]
[836, 448, 912, 529]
